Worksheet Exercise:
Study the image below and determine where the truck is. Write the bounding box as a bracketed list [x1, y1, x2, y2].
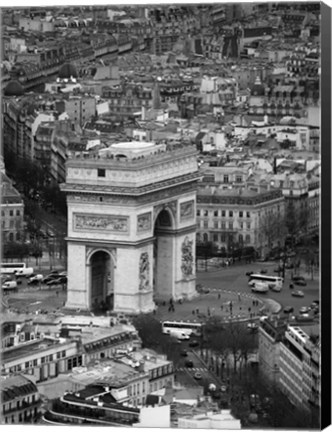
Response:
[15, 267, 34, 277]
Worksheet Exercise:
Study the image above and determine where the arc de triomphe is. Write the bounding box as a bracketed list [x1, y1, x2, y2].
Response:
[61, 141, 200, 314]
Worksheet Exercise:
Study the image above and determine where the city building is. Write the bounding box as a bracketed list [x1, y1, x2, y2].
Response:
[258, 317, 288, 383]
[279, 325, 320, 411]
[196, 179, 285, 257]
[1, 374, 41, 424]
[1, 173, 25, 243]
[178, 409, 241, 429]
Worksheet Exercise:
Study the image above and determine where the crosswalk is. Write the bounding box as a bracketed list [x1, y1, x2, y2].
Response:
[176, 367, 207, 372]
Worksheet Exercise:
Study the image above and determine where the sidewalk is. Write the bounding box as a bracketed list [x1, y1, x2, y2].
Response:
[155, 289, 272, 324]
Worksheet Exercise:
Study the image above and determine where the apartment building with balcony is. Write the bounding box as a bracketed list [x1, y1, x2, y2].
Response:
[196, 168, 285, 256]
[1, 374, 41, 424]
[279, 325, 320, 412]
[1, 173, 25, 243]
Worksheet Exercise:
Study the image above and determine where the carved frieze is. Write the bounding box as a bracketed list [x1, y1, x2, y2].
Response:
[181, 236, 193, 277]
[137, 212, 152, 233]
[73, 213, 129, 233]
[139, 252, 150, 291]
[180, 200, 195, 221]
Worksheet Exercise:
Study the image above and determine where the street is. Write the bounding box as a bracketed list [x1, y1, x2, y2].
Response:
[197, 261, 319, 317]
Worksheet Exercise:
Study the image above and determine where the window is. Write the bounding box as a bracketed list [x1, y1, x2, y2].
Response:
[246, 234, 251, 243]
[246, 211, 250, 218]
[16, 210, 20, 216]
[236, 176, 242, 183]
[213, 234, 218, 242]
[1, 211, 4, 217]
[9, 210, 13, 217]
[214, 210, 218, 217]
[33, 359, 37, 366]
[204, 210, 208, 216]
[97, 168, 106, 177]
[240, 222, 243, 229]
[239, 211, 243, 218]
[224, 175, 229, 183]
[203, 220, 208, 228]
[214, 221, 218, 229]
[221, 222, 226, 229]
[196, 210, 201, 216]
[229, 222, 233, 230]
[220, 234, 226, 242]
[221, 210, 226, 217]
[247, 223, 251, 230]
[229, 211, 233, 217]
[203, 233, 208, 242]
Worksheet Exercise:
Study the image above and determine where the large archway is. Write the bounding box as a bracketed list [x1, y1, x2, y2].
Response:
[153, 209, 174, 302]
[90, 250, 114, 313]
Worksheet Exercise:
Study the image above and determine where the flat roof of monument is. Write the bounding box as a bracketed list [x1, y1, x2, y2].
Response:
[111, 141, 156, 149]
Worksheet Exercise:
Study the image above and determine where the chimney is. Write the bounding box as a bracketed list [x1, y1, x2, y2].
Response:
[138, 360, 145, 373]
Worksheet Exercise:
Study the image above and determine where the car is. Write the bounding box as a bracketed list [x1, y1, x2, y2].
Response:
[299, 306, 311, 314]
[284, 306, 294, 314]
[291, 290, 304, 297]
[247, 322, 258, 332]
[294, 280, 307, 286]
[185, 360, 194, 368]
[180, 350, 188, 357]
[292, 276, 305, 282]
[194, 372, 202, 380]
[312, 300, 319, 306]
[189, 340, 199, 348]
[296, 314, 314, 323]
[28, 274, 43, 284]
[42, 274, 61, 283]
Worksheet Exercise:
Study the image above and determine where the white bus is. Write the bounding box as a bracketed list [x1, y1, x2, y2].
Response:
[248, 274, 283, 291]
[161, 321, 202, 337]
[250, 281, 269, 293]
[1, 262, 27, 275]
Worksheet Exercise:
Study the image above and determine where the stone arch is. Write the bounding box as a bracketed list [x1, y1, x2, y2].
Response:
[88, 248, 116, 312]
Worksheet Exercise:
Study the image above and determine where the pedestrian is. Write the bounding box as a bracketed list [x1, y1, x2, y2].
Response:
[153, 309, 156, 315]
[252, 299, 255, 306]
[207, 307, 210, 316]
[220, 304, 223, 311]
[192, 310, 195, 315]
[248, 307, 251, 313]
[196, 308, 199, 315]
[56, 291, 59, 297]
[168, 306, 171, 312]
[218, 293, 221, 299]
[238, 293, 241, 302]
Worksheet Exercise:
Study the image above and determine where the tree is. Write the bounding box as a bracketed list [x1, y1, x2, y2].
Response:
[131, 314, 183, 367]
[3, 242, 30, 260]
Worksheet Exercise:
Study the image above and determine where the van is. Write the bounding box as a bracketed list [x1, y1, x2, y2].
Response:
[16, 267, 34, 277]
[2, 281, 18, 290]
[169, 330, 190, 341]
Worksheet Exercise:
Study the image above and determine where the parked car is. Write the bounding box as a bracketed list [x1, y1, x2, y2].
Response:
[185, 360, 194, 368]
[180, 350, 188, 357]
[2, 281, 18, 290]
[296, 314, 314, 323]
[194, 372, 202, 380]
[291, 290, 304, 298]
[292, 276, 305, 282]
[189, 340, 199, 348]
[28, 274, 43, 284]
[294, 280, 307, 286]
[42, 274, 60, 283]
[284, 306, 294, 314]
[299, 306, 311, 314]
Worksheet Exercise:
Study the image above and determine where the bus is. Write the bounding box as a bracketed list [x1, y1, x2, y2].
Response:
[1, 262, 27, 275]
[250, 281, 269, 293]
[161, 321, 203, 337]
[248, 274, 283, 291]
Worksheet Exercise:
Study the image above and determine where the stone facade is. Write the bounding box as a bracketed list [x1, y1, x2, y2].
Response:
[61, 142, 200, 314]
